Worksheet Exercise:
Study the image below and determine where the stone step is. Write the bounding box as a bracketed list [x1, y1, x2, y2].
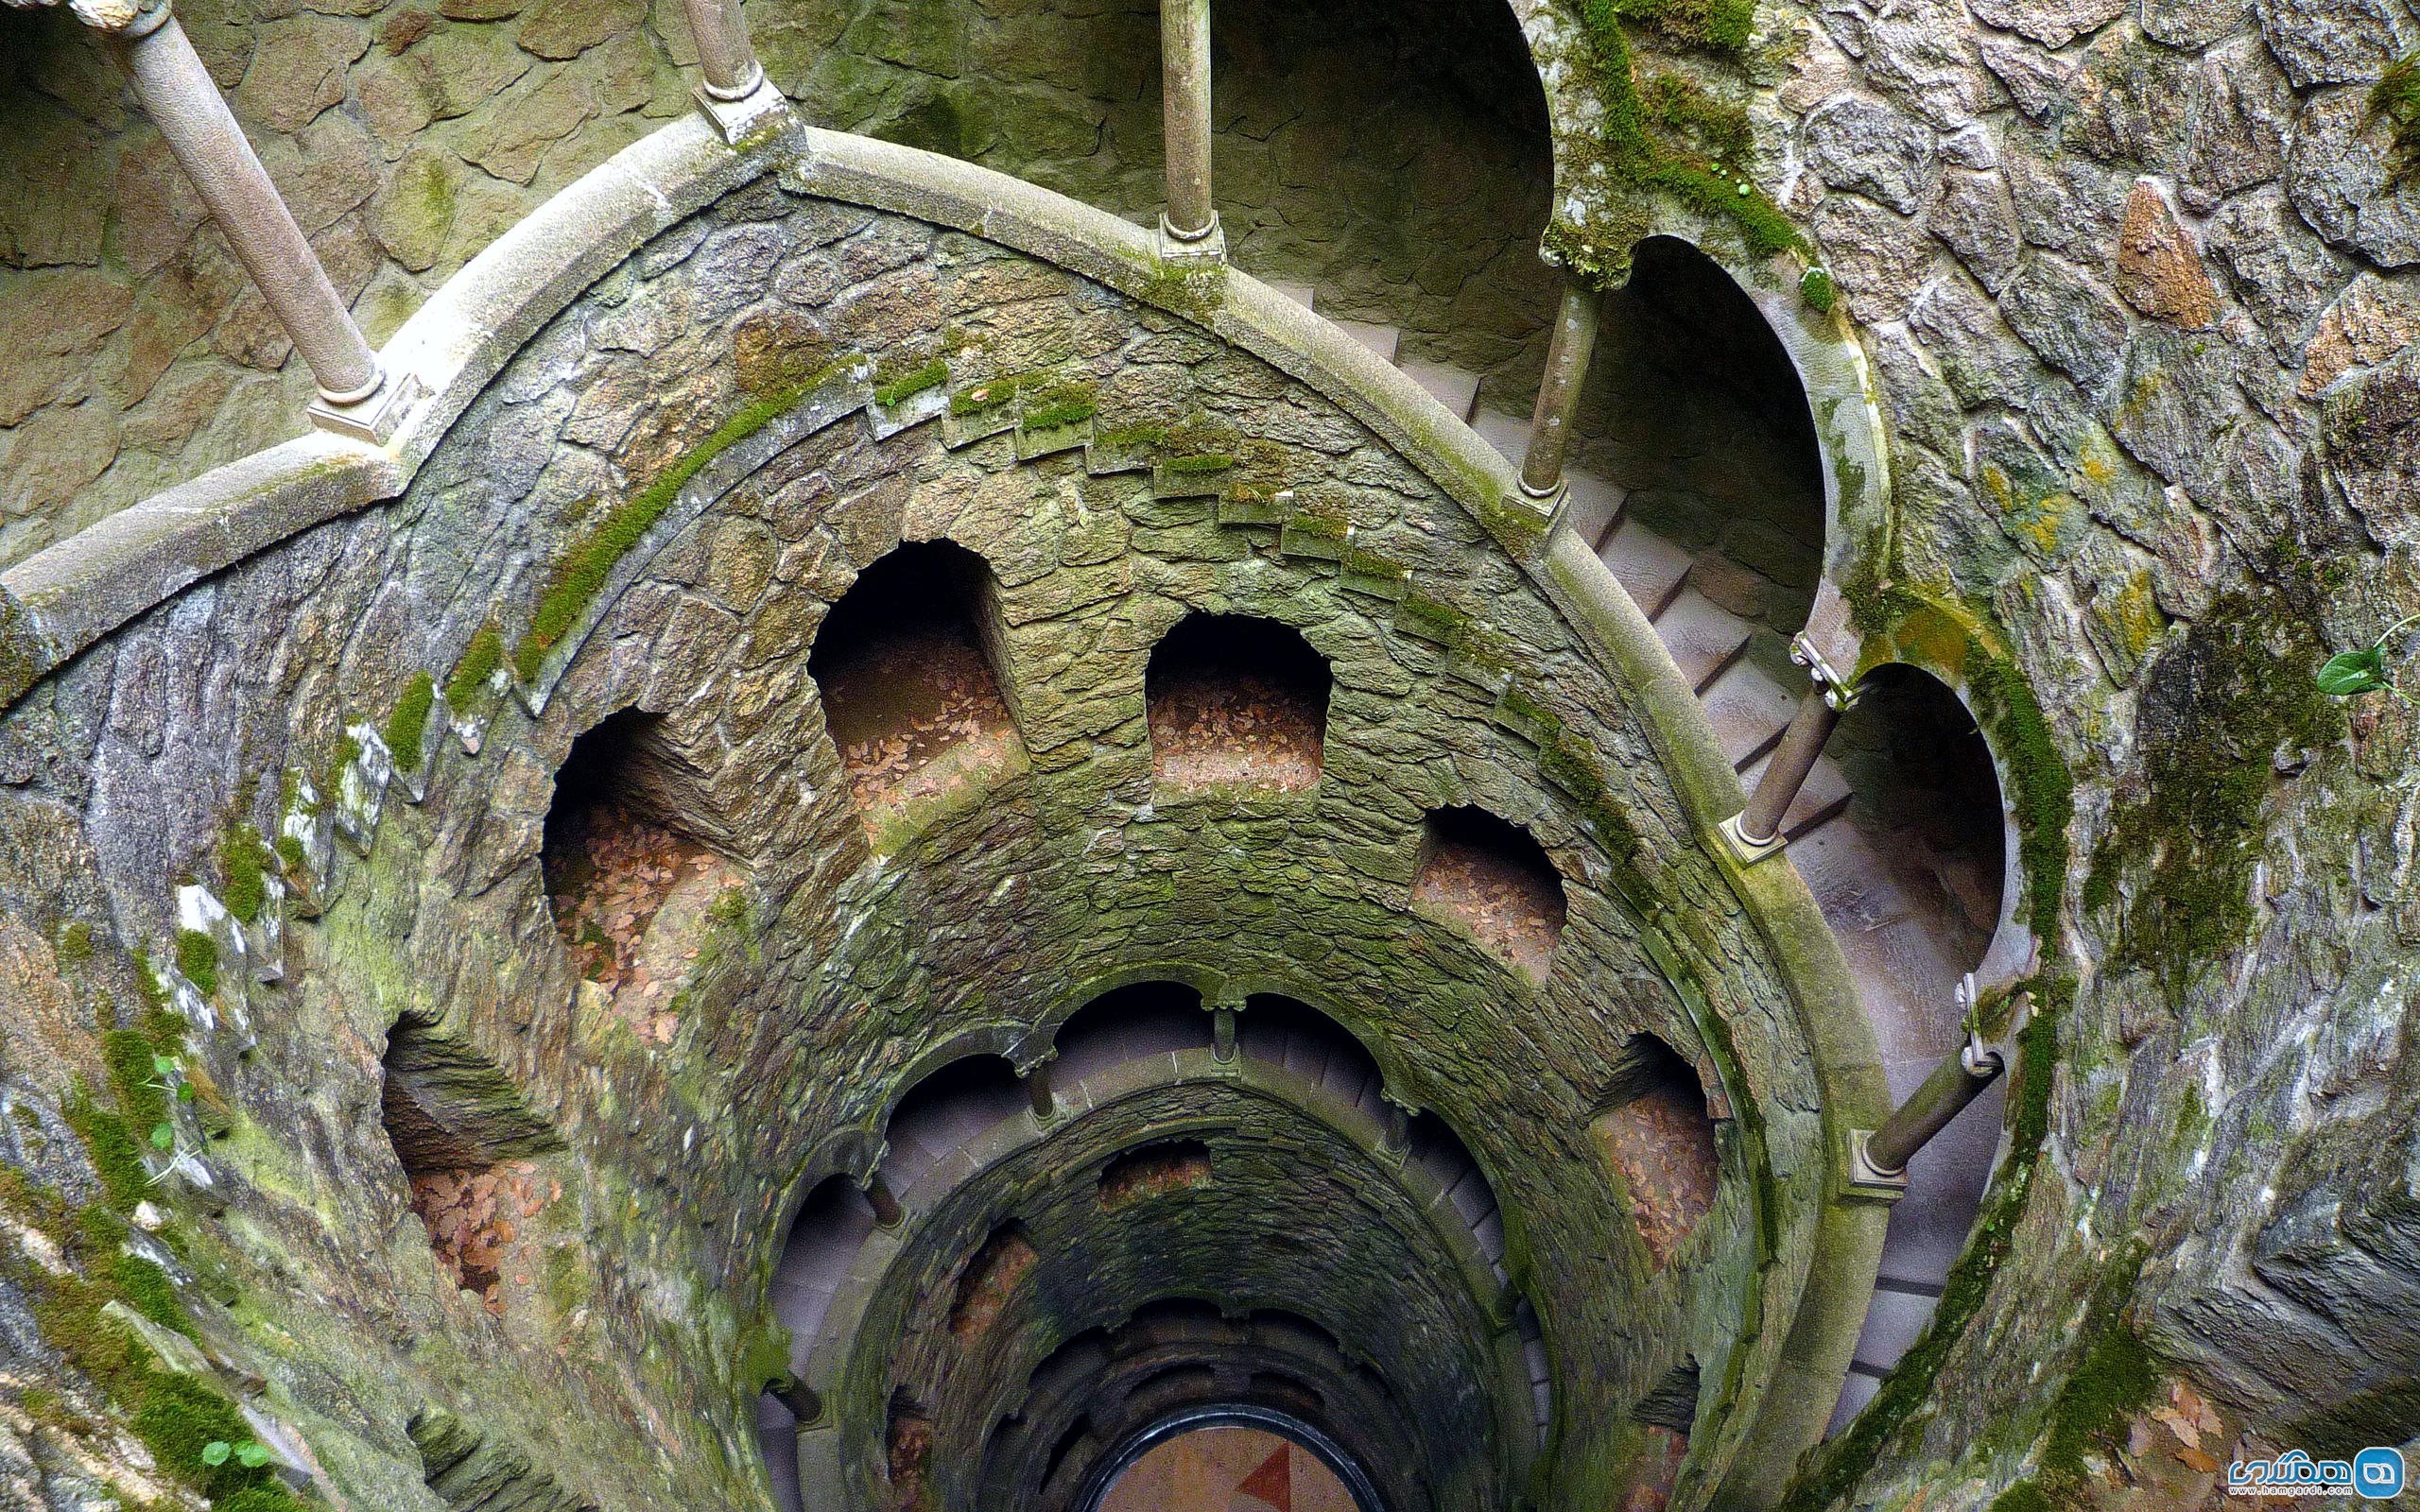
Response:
[1470, 405, 1529, 467]
[1330, 318, 1400, 363]
[1566, 469, 1625, 550]
[1697, 658, 1800, 769]
[1651, 589, 1753, 694]
[1598, 519, 1694, 621]
[1269, 280, 1317, 311]
[1396, 358, 1480, 421]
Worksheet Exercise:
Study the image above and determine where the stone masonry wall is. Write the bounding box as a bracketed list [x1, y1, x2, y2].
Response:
[1737, 0, 2420, 1494]
[0, 0, 1561, 568]
[0, 166, 1828, 1512]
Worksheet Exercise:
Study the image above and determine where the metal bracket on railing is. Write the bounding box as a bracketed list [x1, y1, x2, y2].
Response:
[1791, 631, 1859, 712]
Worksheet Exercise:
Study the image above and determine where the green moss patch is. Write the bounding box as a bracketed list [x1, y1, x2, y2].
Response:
[513, 372, 838, 680]
[1019, 384, 1098, 431]
[872, 357, 949, 408]
[2041, 1249, 2155, 1479]
[219, 818, 273, 927]
[445, 624, 505, 708]
[1800, 267, 1837, 314]
[1966, 652, 2073, 947]
[2372, 52, 2420, 184]
[2083, 588, 2342, 988]
[1557, 0, 1805, 273]
[174, 929, 219, 1001]
[383, 672, 436, 774]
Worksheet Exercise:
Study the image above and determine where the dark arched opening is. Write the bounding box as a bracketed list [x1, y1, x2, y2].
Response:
[808, 539, 1023, 821]
[1146, 612, 1331, 794]
[1591, 1034, 1721, 1269]
[1588, 236, 1826, 667]
[1410, 806, 1566, 983]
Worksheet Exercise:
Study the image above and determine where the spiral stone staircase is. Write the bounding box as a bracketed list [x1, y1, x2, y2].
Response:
[1255, 278, 2006, 1425]
[0, 0, 2030, 1505]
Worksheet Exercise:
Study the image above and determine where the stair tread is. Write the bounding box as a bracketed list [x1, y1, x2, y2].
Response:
[1396, 358, 1480, 421]
[1269, 280, 1316, 311]
[1566, 469, 1624, 550]
[1653, 588, 1754, 691]
[1329, 318, 1400, 363]
[1470, 406, 1529, 467]
[1699, 659, 1803, 768]
[1599, 519, 1694, 620]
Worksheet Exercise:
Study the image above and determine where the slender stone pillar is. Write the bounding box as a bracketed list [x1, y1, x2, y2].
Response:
[108, 8, 390, 421]
[865, 1174, 903, 1228]
[773, 1375, 823, 1425]
[1735, 692, 1841, 847]
[1861, 1039, 2005, 1178]
[1519, 279, 1601, 502]
[1211, 1004, 1238, 1063]
[1720, 632, 1858, 864]
[1158, 0, 1220, 257]
[683, 0, 762, 99]
[1024, 1056, 1056, 1120]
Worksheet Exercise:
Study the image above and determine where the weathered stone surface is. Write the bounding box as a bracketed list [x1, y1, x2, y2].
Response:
[2324, 347, 2420, 544]
[1804, 95, 1939, 215]
[2005, 138, 2129, 264]
[2116, 180, 2219, 329]
[2182, 37, 2293, 213]
[1812, 194, 1932, 320]
[1931, 168, 2021, 292]
[1969, 0, 2126, 46]
[2141, 0, 2254, 47]
[0, 398, 117, 519]
[1910, 272, 2048, 406]
[1976, 33, 2073, 119]
[2253, 0, 2410, 84]
[371, 146, 464, 272]
[515, 0, 644, 60]
[2299, 274, 2420, 396]
[458, 67, 596, 184]
[2107, 323, 2246, 490]
[2286, 90, 2420, 268]
[232, 16, 372, 133]
[2206, 188, 2351, 347]
[2001, 254, 2134, 389]
[0, 268, 130, 427]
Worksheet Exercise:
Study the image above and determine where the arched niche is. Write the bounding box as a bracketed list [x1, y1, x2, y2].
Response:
[540, 705, 746, 1039]
[1591, 1033, 1722, 1270]
[1410, 805, 1567, 984]
[1588, 236, 1829, 662]
[808, 538, 1026, 829]
[1145, 612, 1332, 796]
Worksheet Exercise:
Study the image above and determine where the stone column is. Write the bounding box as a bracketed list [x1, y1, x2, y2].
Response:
[1519, 279, 1601, 503]
[1158, 0, 1222, 259]
[865, 1174, 903, 1228]
[106, 5, 406, 438]
[1211, 1003, 1238, 1063]
[683, 0, 761, 100]
[677, 0, 787, 145]
[1863, 1039, 2004, 1177]
[1024, 1055, 1057, 1121]
[1720, 632, 1858, 864]
[773, 1374, 823, 1425]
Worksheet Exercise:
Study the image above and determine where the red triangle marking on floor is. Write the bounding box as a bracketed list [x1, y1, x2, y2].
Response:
[1237, 1442, 1291, 1511]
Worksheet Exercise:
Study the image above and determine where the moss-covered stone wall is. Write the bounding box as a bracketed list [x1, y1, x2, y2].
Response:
[0, 161, 1841, 1512]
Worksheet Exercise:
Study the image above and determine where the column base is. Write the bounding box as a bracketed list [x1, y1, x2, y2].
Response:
[694, 74, 793, 149]
[1717, 812, 1788, 866]
[308, 369, 424, 445]
[1156, 212, 1226, 268]
[1843, 1129, 1910, 1204]
[1499, 476, 1567, 538]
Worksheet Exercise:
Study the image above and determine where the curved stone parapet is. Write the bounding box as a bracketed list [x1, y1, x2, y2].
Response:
[0, 107, 1885, 1512]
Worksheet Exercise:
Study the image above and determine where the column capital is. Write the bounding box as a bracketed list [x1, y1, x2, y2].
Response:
[60, 0, 175, 36]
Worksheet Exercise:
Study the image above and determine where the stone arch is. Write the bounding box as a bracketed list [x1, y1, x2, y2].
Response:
[1144, 611, 1332, 796]
[1411, 804, 1568, 985]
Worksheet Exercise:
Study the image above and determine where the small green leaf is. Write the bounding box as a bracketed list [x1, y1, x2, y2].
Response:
[149, 1123, 174, 1150]
[235, 1441, 272, 1468]
[2317, 647, 2388, 696]
[201, 1440, 233, 1467]
[152, 1056, 176, 1076]
[179, 1083, 197, 1101]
